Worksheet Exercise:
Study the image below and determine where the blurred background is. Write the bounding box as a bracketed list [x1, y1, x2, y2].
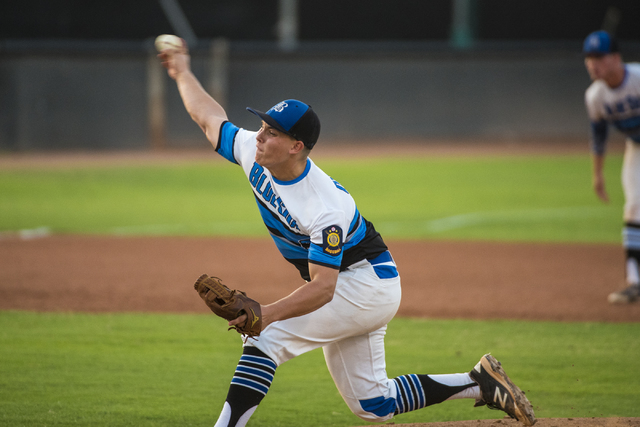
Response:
[1, 0, 639, 151]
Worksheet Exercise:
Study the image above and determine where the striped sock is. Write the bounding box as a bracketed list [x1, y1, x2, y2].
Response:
[231, 346, 276, 395]
[393, 373, 477, 415]
[215, 346, 276, 427]
[393, 374, 425, 414]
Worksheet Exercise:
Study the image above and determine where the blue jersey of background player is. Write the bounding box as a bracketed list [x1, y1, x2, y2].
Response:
[584, 30, 640, 304]
[157, 37, 536, 427]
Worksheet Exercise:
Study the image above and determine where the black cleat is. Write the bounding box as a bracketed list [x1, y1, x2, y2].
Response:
[469, 354, 536, 426]
[608, 284, 640, 304]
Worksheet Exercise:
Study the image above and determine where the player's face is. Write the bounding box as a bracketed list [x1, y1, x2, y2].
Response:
[584, 54, 618, 82]
[255, 122, 297, 168]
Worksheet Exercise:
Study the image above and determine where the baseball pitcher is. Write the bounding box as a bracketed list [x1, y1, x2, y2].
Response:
[156, 35, 536, 426]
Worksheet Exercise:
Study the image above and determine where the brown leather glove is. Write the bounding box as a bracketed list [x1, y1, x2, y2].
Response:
[193, 274, 262, 337]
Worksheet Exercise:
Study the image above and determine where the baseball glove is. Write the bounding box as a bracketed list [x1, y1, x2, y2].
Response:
[193, 274, 262, 338]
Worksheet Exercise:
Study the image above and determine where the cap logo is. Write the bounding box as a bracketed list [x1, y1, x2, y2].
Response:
[587, 35, 600, 49]
[247, 99, 319, 148]
[273, 101, 288, 113]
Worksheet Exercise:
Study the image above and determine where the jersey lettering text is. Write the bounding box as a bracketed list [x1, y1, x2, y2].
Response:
[249, 162, 300, 231]
[602, 95, 640, 118]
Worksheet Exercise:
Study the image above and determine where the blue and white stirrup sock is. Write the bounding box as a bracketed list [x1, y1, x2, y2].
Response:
[215, 346, 277, 427]
[393, 373, 479, 415]
[623, 223, 640, 285]
[215, 350, 480, 424]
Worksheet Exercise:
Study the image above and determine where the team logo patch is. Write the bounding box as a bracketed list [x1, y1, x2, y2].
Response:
[322, 225, 343, 256]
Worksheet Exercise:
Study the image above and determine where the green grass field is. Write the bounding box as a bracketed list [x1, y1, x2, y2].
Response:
[1, 311, 638, 426]
[1, 152, 637, 426]
[0, 154, 624, 242]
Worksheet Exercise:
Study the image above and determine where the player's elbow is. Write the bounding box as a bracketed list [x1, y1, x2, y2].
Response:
[185, 101, 226, 138]
[191, 115, 224, 148]
[307, 264, 339, 309]
[310, 285, 334, 312]
[317, 279, 337, 305]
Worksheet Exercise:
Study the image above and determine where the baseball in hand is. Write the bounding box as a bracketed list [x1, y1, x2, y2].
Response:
[155, 34, 183, 52]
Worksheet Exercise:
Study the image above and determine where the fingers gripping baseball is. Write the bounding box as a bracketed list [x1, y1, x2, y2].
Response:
[193, 274, 262, 338]
[155, 34, 189, 80]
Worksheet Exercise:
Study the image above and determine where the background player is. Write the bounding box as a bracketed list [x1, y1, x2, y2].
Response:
[157, 38, 535, 426]
[583, 30, 640, 304]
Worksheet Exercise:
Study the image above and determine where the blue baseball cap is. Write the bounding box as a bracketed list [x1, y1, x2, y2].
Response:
[247, 99, 321, 149]
[583, 30, 619, 57]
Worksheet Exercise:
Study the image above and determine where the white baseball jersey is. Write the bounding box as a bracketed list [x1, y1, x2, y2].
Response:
[585, 63, 640, 155]
[586, 63, 640, 228]
[216, 121, 391, 281]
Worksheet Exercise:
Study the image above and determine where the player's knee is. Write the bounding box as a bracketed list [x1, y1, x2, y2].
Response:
[350, 396, 396, 422]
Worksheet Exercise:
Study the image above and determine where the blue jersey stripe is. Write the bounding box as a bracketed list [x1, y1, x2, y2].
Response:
[256, 197, 310, 260]
[309, 242, 342, 268]
[270, 234, 309, 259]
[216, 121, 239, 164]
[347, 209, 361, 236]
[343, 216, 367, 251]
[255, 196, 307, 242]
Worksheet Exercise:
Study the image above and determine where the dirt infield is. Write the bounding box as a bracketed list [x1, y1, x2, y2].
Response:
[2, 235, 639, 323]
[1, 142, 638, 426]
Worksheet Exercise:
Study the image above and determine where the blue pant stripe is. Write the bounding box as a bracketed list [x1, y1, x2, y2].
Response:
[369, 250, 393, 265]
[373, 264, 399, 279]
[359, 395, 397, 418]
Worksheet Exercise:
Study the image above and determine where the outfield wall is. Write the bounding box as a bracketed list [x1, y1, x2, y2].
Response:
[2, 41, 637, 151]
